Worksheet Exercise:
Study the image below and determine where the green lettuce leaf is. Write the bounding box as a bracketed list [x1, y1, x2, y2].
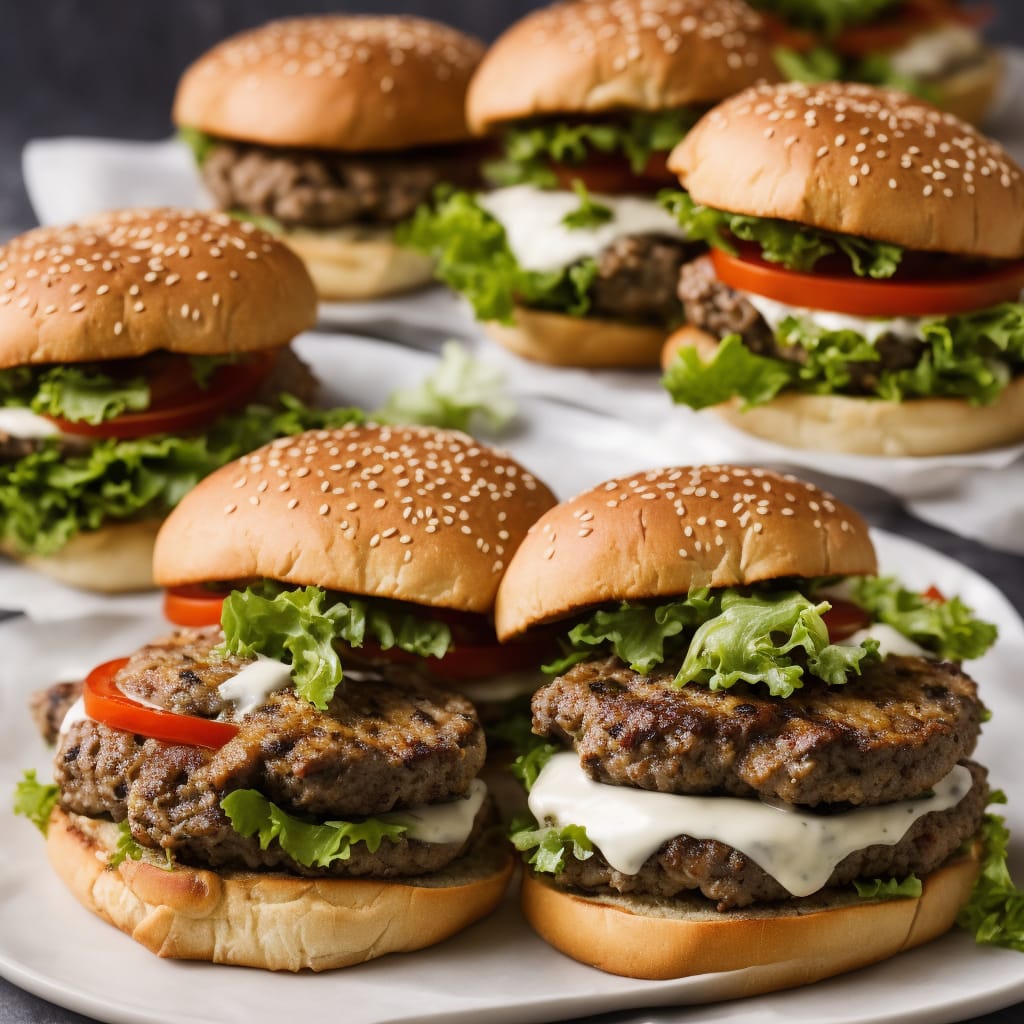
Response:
[509, 816, 593, 874]
[957, 791, 1024, 951]
[397, 189, 599, 322]
[562, 181, 613, 230]
[375, 341, 516, 433]
[749, 0, 900, 35]
[0, 365, 150, 424]
[660, 191, 903, 277]
[853, 874, 923, 900]
[178, 125, 217, 166]
[773, 44, 933, 96]
[12, 770, 59, 834]
[107, 820, 145, 868]
[850, 577, 998, 661]
[676, 591, 877, 697]
[221, 789, 408, 868]
[510, 741, 560, 793]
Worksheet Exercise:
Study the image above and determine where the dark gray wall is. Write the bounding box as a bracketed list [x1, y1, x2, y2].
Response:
[2, 0, 1022, 236]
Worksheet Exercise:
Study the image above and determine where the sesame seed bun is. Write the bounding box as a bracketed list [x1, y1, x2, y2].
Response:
[174, 16, 484, 152]
[495, 465, 875, 640]
[520, 845, 980, 984]
[467, 0, 779, 134]
[0, 209, 317, 368]
[668, 82, 1024, 258]
[153, 424, 557, 614]
[47, 806, 513, 971]
[482, 305, 669, 368]
[663, 325, 1024, 457]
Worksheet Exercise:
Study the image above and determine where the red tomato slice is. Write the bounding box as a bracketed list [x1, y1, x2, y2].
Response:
[834, 0, 987, 57]
[822, 599, 873, 642]
[923, 585, 947, 602]
[349, 635, 550, 682]
[82, 658, 239, 749]
[164, 585, 228, 628]
[549, 151, 677, 195]
[759, 12, 820, 52]
[46, 351, 277, 440]
[710, 248, 1024, 318]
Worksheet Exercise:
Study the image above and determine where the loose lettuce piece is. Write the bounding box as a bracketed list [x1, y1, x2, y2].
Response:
[676, 591, 877, 697]
[660, 191, 904, 278]
[854, 875, 923, 900]
[108, 820, 146, 868]
[178, 125, 217, 166]
[510, 816, 593, 874]
[375, 341, 515, 434]
[561, 181, 613, 230]
[222, 790, 408, 868]
[12, 770, 59, 835]
[397, 190, 598, 322]
[850, 576, 998, 661]
[774, 44, 930, 96]
[957, 791, 1024, 951]
[749, 0, 900, 35]
[510, 741, 560, 793]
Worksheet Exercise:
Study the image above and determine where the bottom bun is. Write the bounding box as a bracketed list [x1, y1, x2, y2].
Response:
[5, 518, 163, 593]
[47, 808, 514, 971]
[282, 226, 435, 302]
[485, 306, 668, 368]
[935, 49, 1003, 127]
[521, 847, 980, 988]
[663, 327, 1024, 457]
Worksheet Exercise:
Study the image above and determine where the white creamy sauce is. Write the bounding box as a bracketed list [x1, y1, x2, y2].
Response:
[889, 24, 984, 79]
[0, 407, 61, 439]
[744, 291, 928, 344]
[842, 624, 932, 659]
[58, 696, 92, 735]
[529, 753, 971, 897]
[393, 777, 488, 844]
[478, 184, 687, 273]
[457, 669, 545, 704]
[217, 656, 292, 717]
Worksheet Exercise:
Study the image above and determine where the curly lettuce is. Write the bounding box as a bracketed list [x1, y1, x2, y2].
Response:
[853, 874, 923, 900]
[509, 816, 593, 874]
[774, 44, 935, 97]
[12, 770, 59, 835]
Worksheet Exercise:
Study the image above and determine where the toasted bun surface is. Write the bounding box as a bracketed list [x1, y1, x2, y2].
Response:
[48, 808, 512, 971]
[174, 16, 483, 152]
[483, 306, 668, 368]
[467, 0, 778, 133]
[669, 82, 1024, 258]
[495, 464, 875, 639]
[0, 209, 316, 368]
[520, 847, 980, 984]
[663, 326, 1024, 457]
[282, 226, 435, 301]
[154, 424, 557, 613]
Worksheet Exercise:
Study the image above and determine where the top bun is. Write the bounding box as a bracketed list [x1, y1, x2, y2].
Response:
[467, 0, 778, 133]
[153, 424, 557, 614]
[495, 465, 876, 639]
[174, 16, 484, 151]
[0, 209, 316, 368]
[669, 81, 1024, 258]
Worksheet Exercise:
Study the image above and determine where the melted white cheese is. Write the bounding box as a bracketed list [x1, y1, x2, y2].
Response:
[58, 696, 92, 735]
[394, 778, 488, 844]
[217, 656, 292, 717]
[529, 753, 971, 897]
[889, 24, 984, 79]
[842, 624, 932, 659]
[478, 184, 687, 273]
[457, 669, 545, 704]
[0, 408, 61, 438]
[744, 292, 929, 344]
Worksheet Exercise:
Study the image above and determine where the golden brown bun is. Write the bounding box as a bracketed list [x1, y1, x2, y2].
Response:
[669, 82, 1024, 258]
[495, 463, 874, 639]
[521, 846, 980, 984]
[174, 16, 483, 151]
[2, 518, 162, 593]
[47, 808, 512, 971]
[663, 326, 1024, 457]
[935, 49, 1003, 127]
[154, 424, 557, 613]
[0, 209, 316, 368]
[467, 0, 778, 133]
[282, 226, 435, 301]
[483, 305, 668, 368]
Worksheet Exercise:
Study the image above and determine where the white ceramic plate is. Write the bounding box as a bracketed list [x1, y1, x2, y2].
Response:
[1, 530, 1022, 1024]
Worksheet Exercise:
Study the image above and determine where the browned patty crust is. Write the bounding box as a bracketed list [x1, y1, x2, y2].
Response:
[533, 654, 983, 807]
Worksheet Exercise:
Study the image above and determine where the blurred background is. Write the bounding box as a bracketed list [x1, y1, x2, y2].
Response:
[2, 0, 1023, 238]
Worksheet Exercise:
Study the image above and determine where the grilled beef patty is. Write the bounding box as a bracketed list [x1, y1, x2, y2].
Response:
[50, 629, 488, 876]
[533, 654, 983, 807]
[550, 760, 988, 910]
[588, 236, 694, 324]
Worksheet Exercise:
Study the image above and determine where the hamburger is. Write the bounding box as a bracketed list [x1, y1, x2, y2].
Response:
[750, 0, 1001, 124]
[0, 208, 368, 592]
[493, 464, 1012, 989]
[659, 82, 1024, 456]
[173, 15, 486, 301]
[16, 424, 557, 970]
[400, 0, 779, 368]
